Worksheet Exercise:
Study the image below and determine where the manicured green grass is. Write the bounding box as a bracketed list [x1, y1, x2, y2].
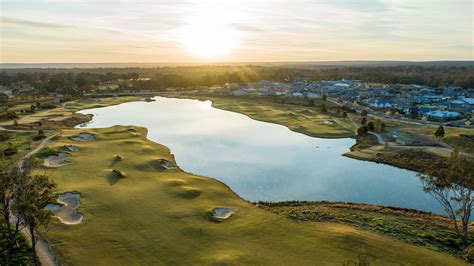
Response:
[39, 126, 466, 265]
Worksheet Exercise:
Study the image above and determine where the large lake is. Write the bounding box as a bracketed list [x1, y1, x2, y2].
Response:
[79, 97, 441, 214]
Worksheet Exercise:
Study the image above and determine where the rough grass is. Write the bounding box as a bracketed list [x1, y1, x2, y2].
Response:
[257, 201, 474, 258]
[444, 135, 474, 156]
[37, 126, 466, 265]
[0, 131, 36, 170]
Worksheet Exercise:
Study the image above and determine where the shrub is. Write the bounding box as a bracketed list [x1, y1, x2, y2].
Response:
[367, 121, 375, 131]
[112, 169, 125, 177]
[35, 148, 58, 158]
[3, 147, 18, 156]
[357, 126, 369, 136]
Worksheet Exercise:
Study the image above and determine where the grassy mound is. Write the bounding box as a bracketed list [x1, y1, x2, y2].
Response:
[174, 186, 202, 199]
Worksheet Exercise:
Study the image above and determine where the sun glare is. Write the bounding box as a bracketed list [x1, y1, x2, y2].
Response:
[179, 7, 239, 59]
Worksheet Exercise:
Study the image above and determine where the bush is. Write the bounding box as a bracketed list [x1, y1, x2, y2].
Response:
[0, 133, 9, 141]
[35, 148, 58, 158]
[41, 103, 57, 109]
[367, 121, 375, 131]
[3, 147, 18, 156]
[112, 169, 125, 177]
[357, 126, 369, 136]
[6, 111, 17, 120]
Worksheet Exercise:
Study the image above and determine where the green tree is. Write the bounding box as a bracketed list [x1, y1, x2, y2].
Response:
[14, 162, 56, 265]
[342, 112, 348, 119]
[322, 94, 327, 101]
[434, 126, 445, 138]
[361, 117, 367, 125]
[357, 126, 368, 136]
[361, 110, 368, 117]
[380, 122, 386, 132]
[308, 99, 315, 107]
[419, 152, 474, 250]
[0, 167, 17, 248]
[321, 105, 328, 112]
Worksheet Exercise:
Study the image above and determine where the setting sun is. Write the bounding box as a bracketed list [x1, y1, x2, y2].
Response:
[178, 6, 239, 59]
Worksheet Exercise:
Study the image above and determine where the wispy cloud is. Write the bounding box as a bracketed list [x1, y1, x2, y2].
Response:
[1, 16, 71, 29]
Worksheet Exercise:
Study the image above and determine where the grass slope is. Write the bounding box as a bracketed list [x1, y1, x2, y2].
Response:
[39, 126, 465, 265]
[258, 201, 474, 257]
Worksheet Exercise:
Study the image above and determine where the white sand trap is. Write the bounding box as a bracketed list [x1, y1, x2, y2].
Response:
[212, 208, 234, 220]
[71, 133, 95, 141]
[317, 120, 334, 125]
[64, 145, 80, 152]
[45, 192, 83, 225]
[44, 152, 71, 168]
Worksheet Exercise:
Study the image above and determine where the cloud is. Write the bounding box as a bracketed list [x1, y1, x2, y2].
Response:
[229, 23, 263, 33]
[1, 16, 71, 29]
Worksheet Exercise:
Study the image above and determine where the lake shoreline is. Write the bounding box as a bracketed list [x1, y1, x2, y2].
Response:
[158, 93, 443, 173]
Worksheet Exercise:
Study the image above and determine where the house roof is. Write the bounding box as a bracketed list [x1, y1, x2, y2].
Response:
[462, 98, 474, 105]
[425, 110, 460, 118]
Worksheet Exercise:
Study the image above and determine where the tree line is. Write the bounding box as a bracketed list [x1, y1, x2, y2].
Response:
[1, 64, 473, 96]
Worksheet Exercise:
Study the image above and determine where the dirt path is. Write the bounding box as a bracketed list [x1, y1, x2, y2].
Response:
[13, 131, 62, 266]
[18, 132, 62, 170]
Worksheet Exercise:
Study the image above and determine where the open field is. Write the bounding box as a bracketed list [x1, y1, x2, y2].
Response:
[37, 126, 466, 265]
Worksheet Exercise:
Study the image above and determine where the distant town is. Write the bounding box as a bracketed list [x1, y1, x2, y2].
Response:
[178, 78, 474, 127]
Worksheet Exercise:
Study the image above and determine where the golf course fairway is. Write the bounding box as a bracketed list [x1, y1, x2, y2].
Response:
[39, 126, 466, 265]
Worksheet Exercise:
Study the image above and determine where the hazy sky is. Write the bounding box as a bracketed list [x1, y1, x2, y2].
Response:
[0, 0, 472, 63]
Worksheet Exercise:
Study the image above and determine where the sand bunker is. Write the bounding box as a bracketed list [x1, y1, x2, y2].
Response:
[44, 152, 71, 168]
[158, 159, 175, 169]
[64, 145, 80, 152]
[45, 192, 83, 225]
[211, 208, 234, 220]
[71, 133, 95, 141]
[317, 120, 334, 125]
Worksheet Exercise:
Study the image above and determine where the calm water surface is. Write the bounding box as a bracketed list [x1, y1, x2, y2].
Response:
[78, 97, 441, 214]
